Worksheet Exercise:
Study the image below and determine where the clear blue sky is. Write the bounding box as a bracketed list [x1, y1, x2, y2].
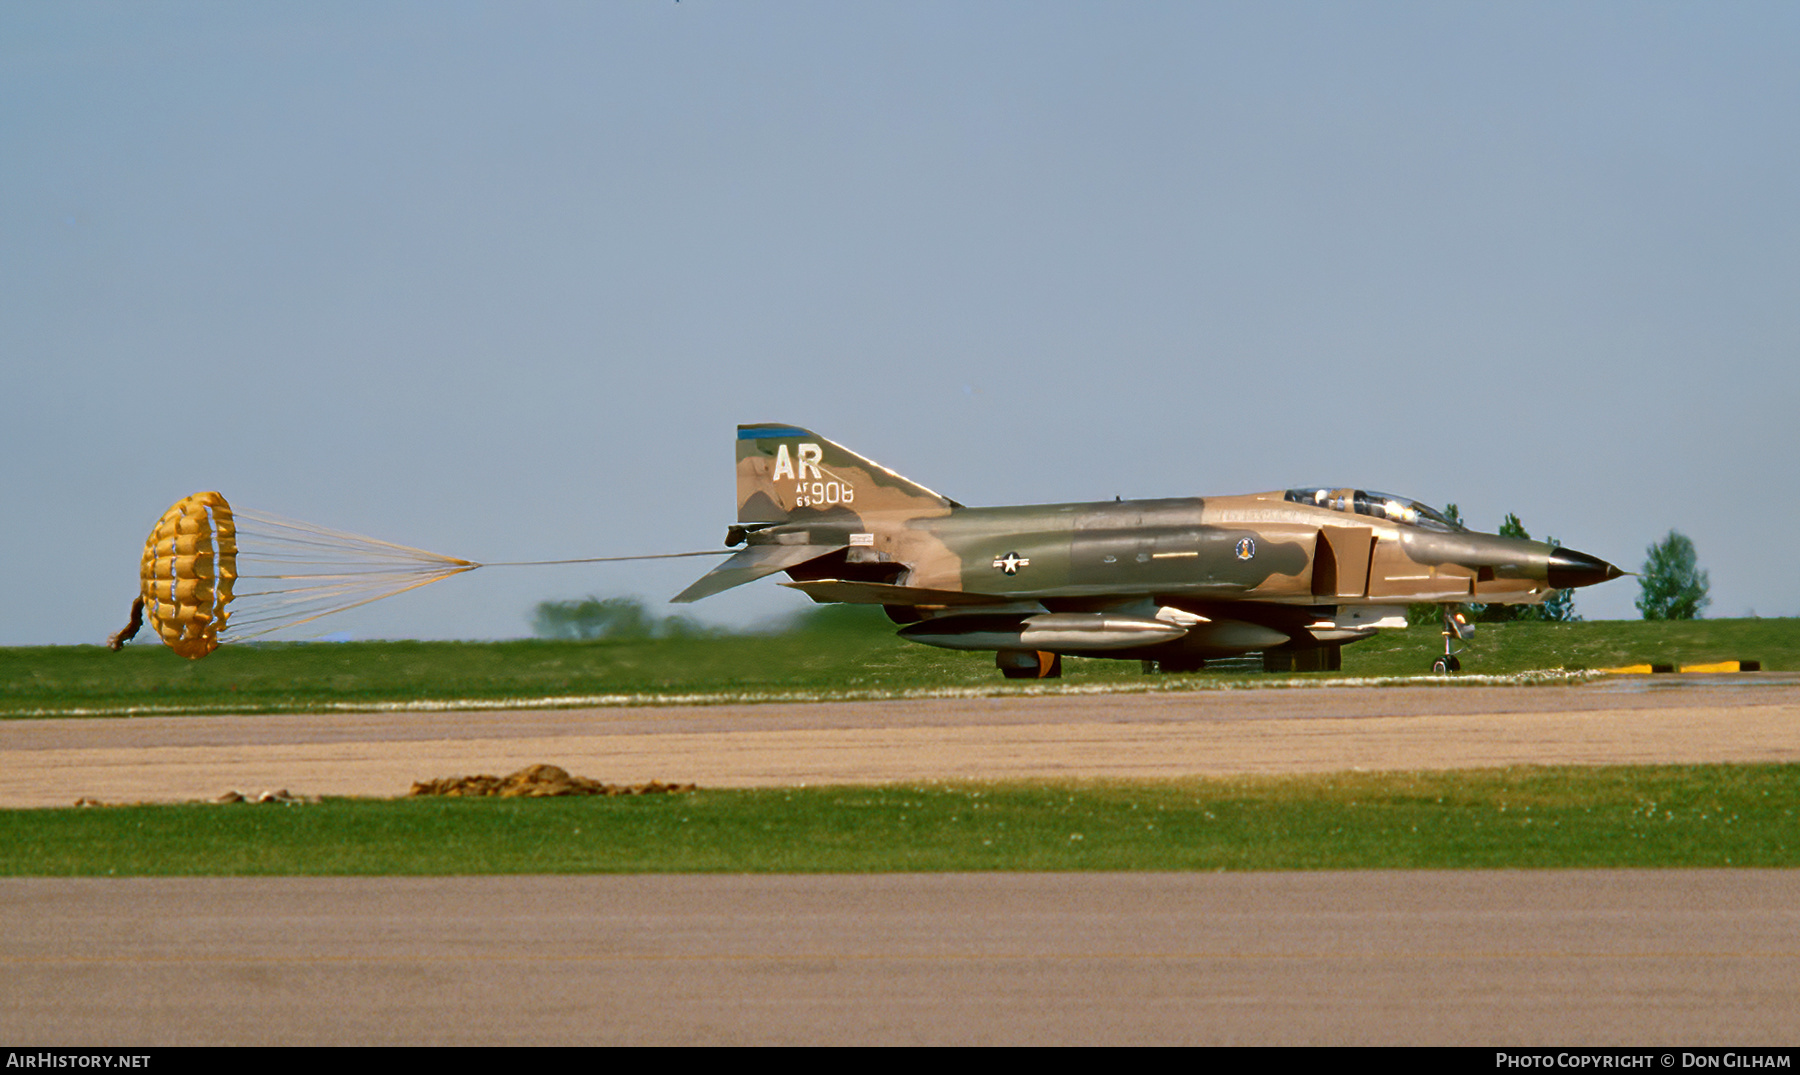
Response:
[5, 1, 1797, 646]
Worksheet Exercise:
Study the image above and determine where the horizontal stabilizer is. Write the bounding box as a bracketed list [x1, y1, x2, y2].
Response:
[779, 579, 1010, 607]
[672, 543, 845, 604]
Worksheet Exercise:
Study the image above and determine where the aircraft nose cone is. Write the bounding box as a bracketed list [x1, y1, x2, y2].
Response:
[1546, 547, 1626, 589]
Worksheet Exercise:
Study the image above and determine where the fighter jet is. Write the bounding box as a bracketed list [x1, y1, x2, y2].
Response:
[675, 424, 1625, 678]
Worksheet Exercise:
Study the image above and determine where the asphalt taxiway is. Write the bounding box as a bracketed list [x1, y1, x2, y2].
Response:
[2, 676, 1796, 806]
[3, 676, 1797, 1044]
[5, 870, 1797, 1045]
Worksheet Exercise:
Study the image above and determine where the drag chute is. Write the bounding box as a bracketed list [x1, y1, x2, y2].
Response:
[115, 491, 476, 659]
[113, 491, 724, 658]
[135, 491, 238, 658]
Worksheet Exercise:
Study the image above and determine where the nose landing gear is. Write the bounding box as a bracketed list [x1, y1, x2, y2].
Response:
[1433, 607, 1473, 674]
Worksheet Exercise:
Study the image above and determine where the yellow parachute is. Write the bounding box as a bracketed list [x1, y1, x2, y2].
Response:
[120, 491, 477, 659]
[113, 491, 721, 658]
[139, 492, 239, 658]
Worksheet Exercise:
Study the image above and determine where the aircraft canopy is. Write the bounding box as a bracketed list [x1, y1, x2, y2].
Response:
[1283, 488, 1466, 533]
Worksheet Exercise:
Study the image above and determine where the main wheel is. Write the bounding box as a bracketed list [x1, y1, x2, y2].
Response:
[997, 650, 1063, 679]
[1431, 655, 1461, 674]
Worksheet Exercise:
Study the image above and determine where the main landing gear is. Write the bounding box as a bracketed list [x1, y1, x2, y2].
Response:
[996, 649, 1062, 679]
[1433, 607, 1474, 674]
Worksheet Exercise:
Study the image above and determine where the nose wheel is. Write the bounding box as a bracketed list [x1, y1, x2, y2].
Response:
[1434, 607, 1473, 674]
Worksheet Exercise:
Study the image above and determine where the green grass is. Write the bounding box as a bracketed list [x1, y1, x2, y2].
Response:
[1344, 616, 1799, 677]
[2, 765, 1792, 875]
[0, 632, 1006, 717]
[4, 616, 1795, 718]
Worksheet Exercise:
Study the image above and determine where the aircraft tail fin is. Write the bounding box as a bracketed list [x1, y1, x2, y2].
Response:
[734, 424, 959, 524]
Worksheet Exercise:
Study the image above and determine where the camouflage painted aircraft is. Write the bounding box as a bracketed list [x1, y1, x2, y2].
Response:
[675, 424, 1625, 678]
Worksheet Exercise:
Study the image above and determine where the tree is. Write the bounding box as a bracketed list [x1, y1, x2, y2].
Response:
[531, 595, 729, 641]
[531, 596, 657, 640]
[1636, 531, 1710, 620]
[1410, 509, 1579, 625]
[1475, 515, 1528, 623]
[1472, 513, 1532, 623]
[1488, 515, 1581, 622]
[1408, 504, 1465, 627]
[1533, 535, 1581, 623]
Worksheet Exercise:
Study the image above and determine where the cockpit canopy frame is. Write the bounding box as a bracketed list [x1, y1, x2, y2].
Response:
[1284, 488, 1467, 533]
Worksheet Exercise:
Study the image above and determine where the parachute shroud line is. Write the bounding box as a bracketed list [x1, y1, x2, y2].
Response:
[123, 493, 725, 657]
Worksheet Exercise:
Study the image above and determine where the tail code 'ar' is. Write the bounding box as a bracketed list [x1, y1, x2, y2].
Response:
[734, 424, 959, 524]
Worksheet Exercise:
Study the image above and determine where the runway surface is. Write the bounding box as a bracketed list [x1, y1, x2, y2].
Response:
[4, 676, 1797, 1044]
[5, 870, 1798, 1045]
[2, 675, 1797, 806]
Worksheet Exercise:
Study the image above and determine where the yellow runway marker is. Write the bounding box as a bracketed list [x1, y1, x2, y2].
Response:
[1601, 660, 1762, 675]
